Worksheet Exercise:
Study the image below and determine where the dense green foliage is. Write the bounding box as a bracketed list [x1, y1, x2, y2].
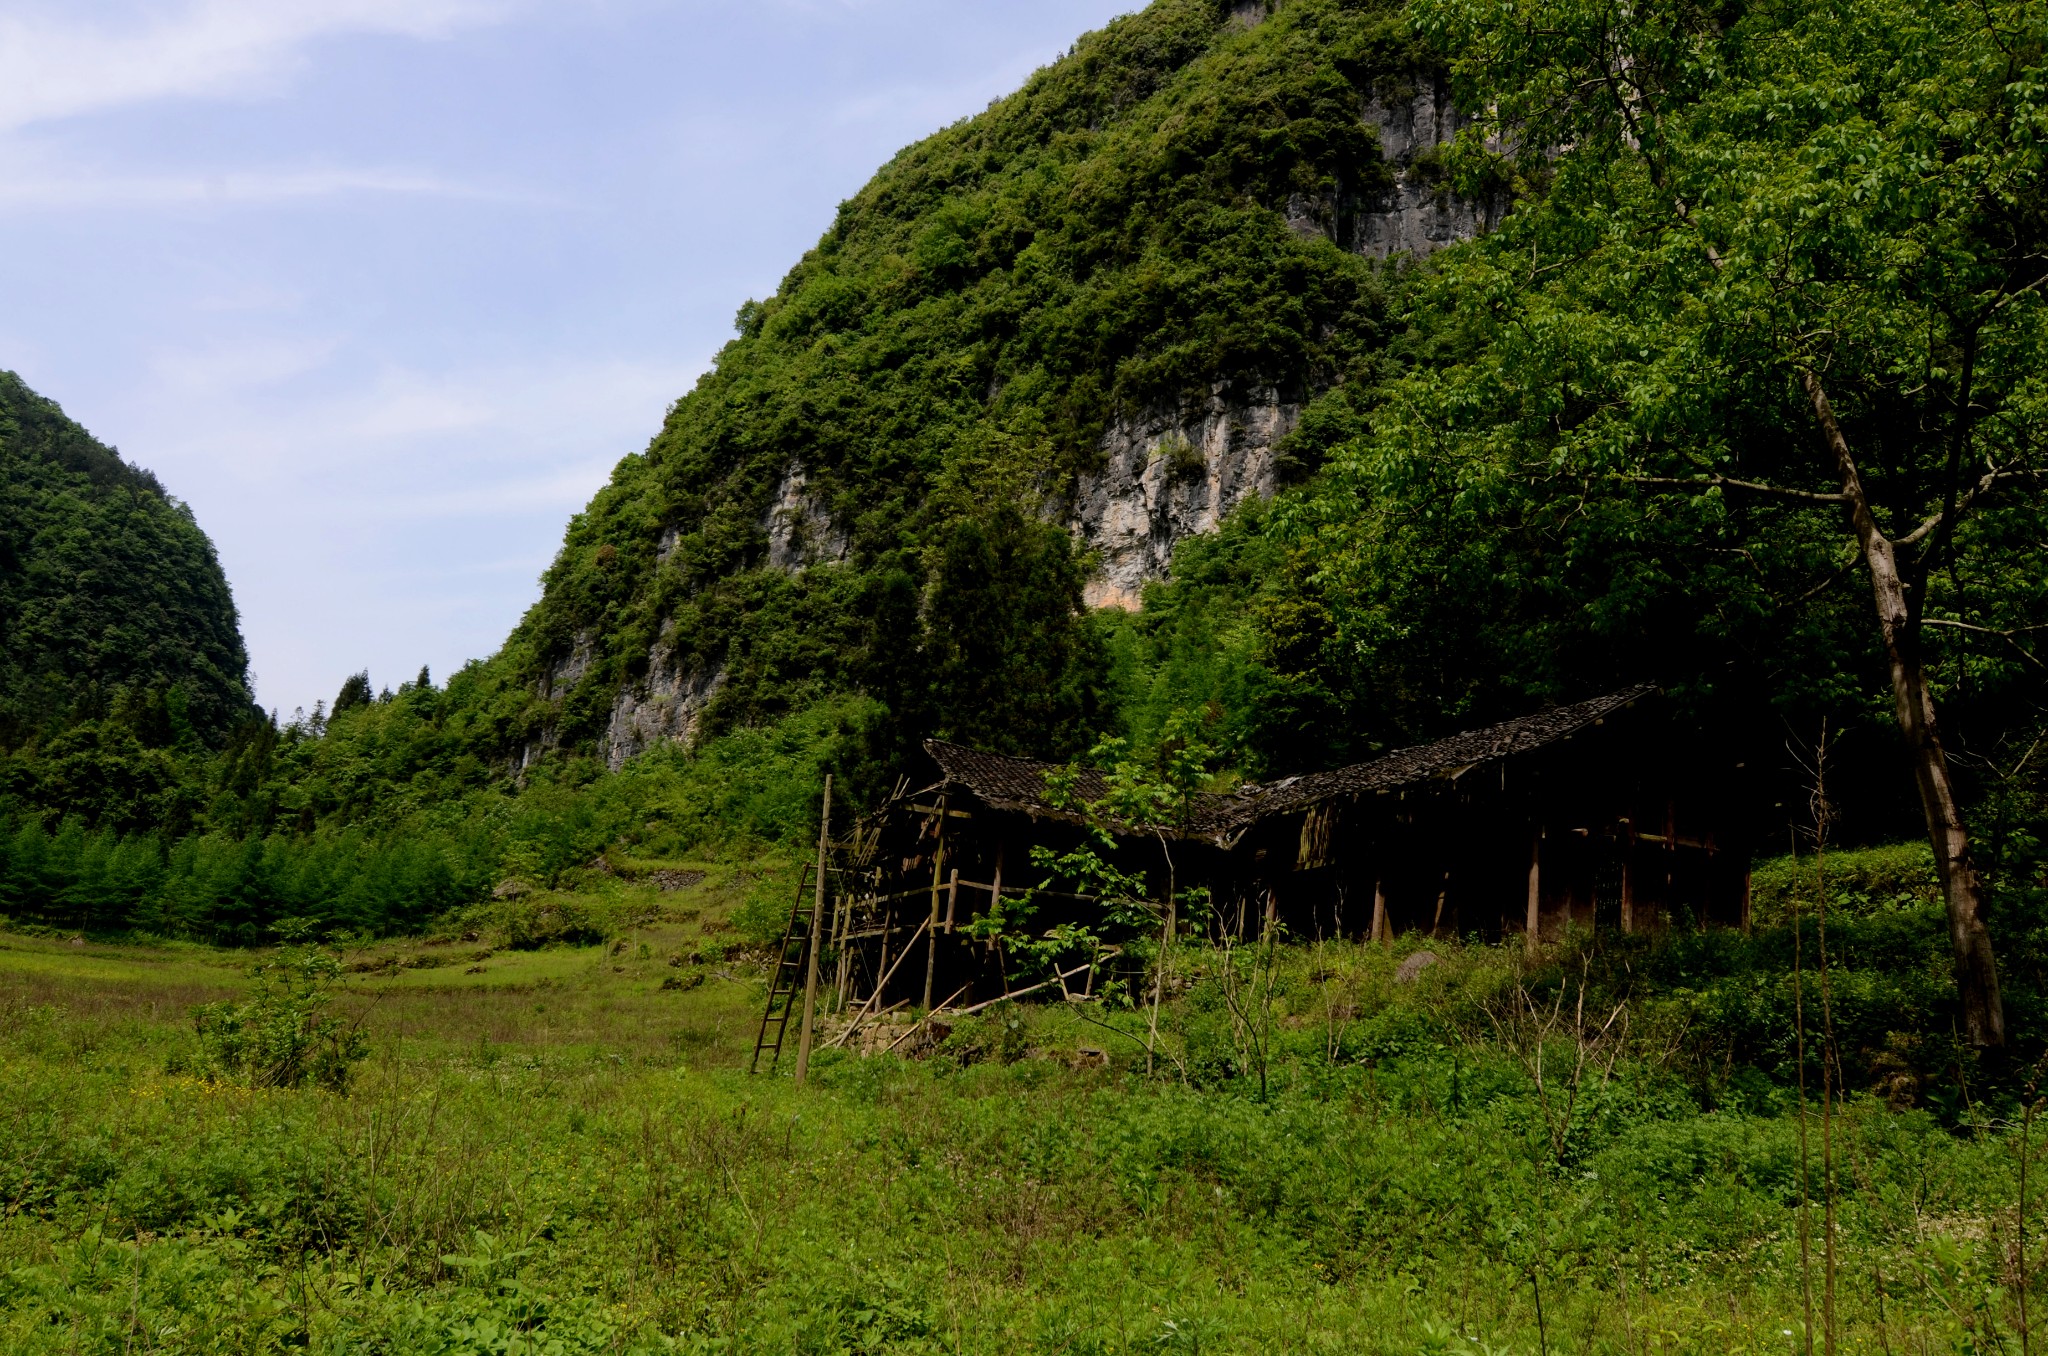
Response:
[1243, 0, 2048, 799]
[0, 372, 252, 748]
[0, 688, 875, 941]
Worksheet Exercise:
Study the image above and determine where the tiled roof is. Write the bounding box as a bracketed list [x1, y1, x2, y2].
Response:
[923, 740, 1112, 820]
[921, 685, 1658, 841]
[1223, 684, 1658, 825]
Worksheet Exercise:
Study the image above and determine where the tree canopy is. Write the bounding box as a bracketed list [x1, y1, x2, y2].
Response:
[0, 370, 254, 749]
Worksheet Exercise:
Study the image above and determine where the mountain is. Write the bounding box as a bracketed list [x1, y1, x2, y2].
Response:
[0, 370, 254, 748]
[496, 0, 1489, 771]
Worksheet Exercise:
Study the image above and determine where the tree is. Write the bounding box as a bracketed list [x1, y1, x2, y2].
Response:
[332, 671, 373, 717]
[1403, 0, 2048, 1044]
[920, 505, 1107, 761]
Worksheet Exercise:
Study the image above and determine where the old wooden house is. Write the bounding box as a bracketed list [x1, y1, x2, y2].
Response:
[783, 685, 1752, 1031]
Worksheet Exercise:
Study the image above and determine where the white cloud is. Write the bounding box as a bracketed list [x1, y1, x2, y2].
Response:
[148, 334, 339, 392]
[119, 344, 700, 709]
[0, 0, 518, 132]
[824, 45, 1054, 132]
[142, 341, 698, 491]
[0, 165, 537, 210]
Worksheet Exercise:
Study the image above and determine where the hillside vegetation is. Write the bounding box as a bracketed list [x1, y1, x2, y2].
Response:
[0, 372, 252, 762]
[500, 0, 1423, 766]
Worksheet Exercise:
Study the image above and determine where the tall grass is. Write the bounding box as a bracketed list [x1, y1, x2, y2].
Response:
[0, 845, 2041, 1352]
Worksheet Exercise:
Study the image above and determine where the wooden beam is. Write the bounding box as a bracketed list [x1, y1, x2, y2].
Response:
[1370, 877, 1388, 947]
[794, 774, 832, 1086]
[875, 917, 892, 1007]
[951, 962, 1095, 1015]
[924, 819, 946, 1010]
[1525, 830, 1541, 957]
[985, 847, 1005, 955]
[830, 873, 852, 1012]
[1620, 833, 1636, 934]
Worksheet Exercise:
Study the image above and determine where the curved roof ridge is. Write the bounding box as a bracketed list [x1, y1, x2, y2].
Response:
[920, 684, 1659, 839]
[1228, 684, 1660, 821]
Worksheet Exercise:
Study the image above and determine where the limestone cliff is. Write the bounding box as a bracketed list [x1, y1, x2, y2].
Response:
[505, 0, 1506, 767]
[1068, 389, 1299, 610]
[1071, 72, 1490, 611]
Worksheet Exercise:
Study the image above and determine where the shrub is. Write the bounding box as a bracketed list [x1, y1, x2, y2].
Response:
[192, 941, 368, 1092]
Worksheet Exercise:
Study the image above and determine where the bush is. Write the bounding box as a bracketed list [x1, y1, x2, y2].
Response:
[192, 941, 368, 1092]
[1750, 843, 1940, 925]
[447, 890, 650, 950]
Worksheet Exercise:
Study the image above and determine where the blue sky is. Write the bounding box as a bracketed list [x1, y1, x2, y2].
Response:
[0, 0, 1140, 717]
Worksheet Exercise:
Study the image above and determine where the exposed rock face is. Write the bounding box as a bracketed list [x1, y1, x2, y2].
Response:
[1279, 74, 1496, 260]
[521, 634, 602, 773]
[532, 625, 723, 771]
[1350, 74, 1500, 259]
[1069, 75, 1492, 609]
[542, 630, 598, 697]
[602, 647, 723, 771]
[762, 464, 848, 572]
[1069, 388, 1300, 611]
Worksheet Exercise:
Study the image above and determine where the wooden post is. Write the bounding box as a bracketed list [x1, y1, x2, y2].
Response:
[831, 887, 852, 1013]
[985, 848, 1004, 953]
[1620, 845, 1636, 934]
[1525, 830, 1542, 957]
[794, 774, 832, 1086]
[944, 868, 959, 933]
[923, 841, 944, 1010]
[1370, 877, 1388, 947]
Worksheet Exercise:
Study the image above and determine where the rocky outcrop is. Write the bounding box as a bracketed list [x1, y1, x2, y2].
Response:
[529, 625, 723, 771]
[1069, 388, 1299, 611]
[1278, 74, 1498, 261]
[1067, 75, 1492, 609]
[1350, 75, 1499, 259]
[541, 630, 597, 698]
[762, 464, 848, 572]
[602, 647, 723, 771]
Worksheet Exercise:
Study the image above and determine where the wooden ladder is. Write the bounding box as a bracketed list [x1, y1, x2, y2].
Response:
[749, 862, 817, 1074]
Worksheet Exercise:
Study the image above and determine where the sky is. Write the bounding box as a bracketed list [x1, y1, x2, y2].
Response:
[0, 0, 1141, 717]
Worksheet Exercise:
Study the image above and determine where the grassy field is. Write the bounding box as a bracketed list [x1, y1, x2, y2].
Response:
[1, 849, 2040, 1354]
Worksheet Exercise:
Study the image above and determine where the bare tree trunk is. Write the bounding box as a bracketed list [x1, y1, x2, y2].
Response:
[1802, 372, 2005, 1047]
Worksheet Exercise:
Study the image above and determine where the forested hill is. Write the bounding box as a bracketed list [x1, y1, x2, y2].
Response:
[472, 0, 2046, 860]
[0, 371, 253, 749]
[497, 0, 1451, 773]
[0, 0, 2043, 954]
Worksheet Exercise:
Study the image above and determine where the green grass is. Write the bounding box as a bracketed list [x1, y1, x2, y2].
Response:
[2, 848, 2041, 1353]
